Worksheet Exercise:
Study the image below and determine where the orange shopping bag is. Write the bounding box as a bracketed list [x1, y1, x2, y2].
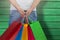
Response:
[21, 24, 28, 40]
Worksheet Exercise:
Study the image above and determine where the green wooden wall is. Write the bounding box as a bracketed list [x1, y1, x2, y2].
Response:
[0, 0, 60, 40]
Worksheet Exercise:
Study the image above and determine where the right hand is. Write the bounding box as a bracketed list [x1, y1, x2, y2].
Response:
[19, 10, 25, 18]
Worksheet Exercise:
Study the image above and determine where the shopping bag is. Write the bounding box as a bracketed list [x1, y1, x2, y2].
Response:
[15, 26, 23, 40]
[28, 25, 35, 40]
[10, 17, 24, 40]
[30, 21, 47, 40]
[10, 27, 20, 40]
[29, 17, 47, 40]
[10, 26, 23, 40]
[0, 18, 22, 40]
[21, 24, 28, 40]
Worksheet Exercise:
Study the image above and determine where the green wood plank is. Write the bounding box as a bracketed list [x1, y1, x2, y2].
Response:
[43, 0, 60, 1]
[0, 10, 9, 11]
[37, 9, 60, 14]
[0, 10, 9, 14]
[0, 19, 9, 22]
[38, 16, 60, 21]
[0, 31, 5, 36]
[44, 16, 60, 21]
[44, 29, 60, 35]
[0, 25, 9, 28]
[0, 29, 6, 31]
[0, 8, 9, 10]
[0, 22, 8, 24]
[0, 22, 9, 25]
[0, 18, 9, 21]
[37, 1, 60, 10]
[0, 15, 9, 19]
[0, 2, 10, 7]
[38, 1, 60, 9]
[0, 15, 9, 18]
[47, 35, 60, 40]
[40, 21, 60, 28]
[0, 0, 8, 1]
[0, 1, 9, 4]
[0, 16, 9, 19]
[0, 29, 7, 36]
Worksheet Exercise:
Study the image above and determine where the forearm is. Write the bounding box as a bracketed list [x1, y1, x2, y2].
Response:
[9, 0, 24, 12]
[29, 0, 40, 11]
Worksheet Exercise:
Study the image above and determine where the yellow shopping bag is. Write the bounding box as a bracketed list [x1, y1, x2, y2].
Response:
[21, 24, 28, 40]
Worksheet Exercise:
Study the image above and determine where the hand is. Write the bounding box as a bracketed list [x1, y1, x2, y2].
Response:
[19, 10, 25, 18]
[26, 9, 32, 17]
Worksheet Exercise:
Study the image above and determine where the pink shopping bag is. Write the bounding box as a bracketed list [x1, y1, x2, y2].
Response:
[28, 25, 35, 40]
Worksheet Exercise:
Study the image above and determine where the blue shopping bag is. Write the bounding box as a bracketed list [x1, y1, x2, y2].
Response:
[15, 26, 23, 40]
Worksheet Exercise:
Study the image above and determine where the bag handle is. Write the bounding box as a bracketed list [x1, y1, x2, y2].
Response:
[24, 10, 29, 24]
[24, 11, 36, 24]
[28, 17, 35, 24]
[16, 10, 27, 23]
[24, 16, 29, 24]
[17, 16, 24, 23]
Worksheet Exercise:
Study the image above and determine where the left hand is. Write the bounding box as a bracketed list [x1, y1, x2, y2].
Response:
[25, 9, 32, 17]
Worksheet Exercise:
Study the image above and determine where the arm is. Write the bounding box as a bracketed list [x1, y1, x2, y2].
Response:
[29, 0, 40, 11]
[9, 0, 25, 17]
[26, 0, 41, 16]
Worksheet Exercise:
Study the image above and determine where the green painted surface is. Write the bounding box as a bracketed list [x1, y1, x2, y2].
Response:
[0, 0, 60, 40]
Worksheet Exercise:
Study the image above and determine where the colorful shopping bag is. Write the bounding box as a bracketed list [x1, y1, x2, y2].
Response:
[28, 25, 35, 40]
[10, 26, 23, 40]
[10, 27, 20, 40]
[30, 21, 47, 40]
[28, 17, 47, 40]
[0, 18, 22, 40]
[21, 24, 28, 40]
[15, 26, 23, 40]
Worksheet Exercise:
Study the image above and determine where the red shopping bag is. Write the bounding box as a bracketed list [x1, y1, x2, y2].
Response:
[10, 28, 20, 40]
[0, 18, 22, 40]
[28, 25, 35, 40]
[10, 26, 23, 40]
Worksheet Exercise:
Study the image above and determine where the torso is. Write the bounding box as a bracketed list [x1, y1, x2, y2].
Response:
[10, 0, 36, 11]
